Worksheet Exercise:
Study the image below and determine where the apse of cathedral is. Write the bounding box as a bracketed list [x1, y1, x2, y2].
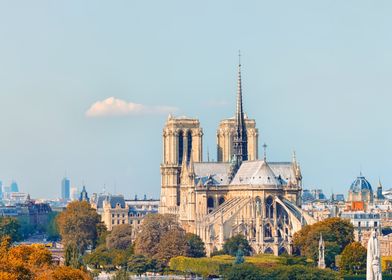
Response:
[159, 59, 316, 256]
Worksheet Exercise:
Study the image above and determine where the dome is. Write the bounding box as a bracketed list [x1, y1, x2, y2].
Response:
[349, 176, 373, 192]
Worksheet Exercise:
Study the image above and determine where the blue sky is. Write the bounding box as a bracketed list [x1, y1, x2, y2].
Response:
[0, 1, 391, 199]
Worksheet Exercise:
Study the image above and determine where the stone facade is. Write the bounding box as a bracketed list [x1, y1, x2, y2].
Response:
[217, 118, 258, 162]
[159, 62, 315, 256]
[91, 194, 159, 239]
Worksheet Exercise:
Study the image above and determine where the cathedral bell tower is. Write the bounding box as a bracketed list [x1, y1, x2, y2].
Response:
[159, 115, 203, 214]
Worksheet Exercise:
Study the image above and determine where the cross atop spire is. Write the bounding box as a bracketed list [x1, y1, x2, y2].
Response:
[263, 143, 268, 161]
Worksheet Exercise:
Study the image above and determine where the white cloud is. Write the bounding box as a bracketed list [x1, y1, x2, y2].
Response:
[85, 97, 178, 117]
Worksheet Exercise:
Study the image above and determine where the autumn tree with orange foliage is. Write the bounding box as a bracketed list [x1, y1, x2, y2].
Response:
[293, 217, 354, 267]
[57, 201, 104, 254]
[0, 237, 91, 279]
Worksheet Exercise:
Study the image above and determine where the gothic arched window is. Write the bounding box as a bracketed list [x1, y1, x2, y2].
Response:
[178, 131, 184, 164]
[255, 196, 262, 215]
[187, 130, 192, 163]
[218, 196, 225, 205]
[207, 196, 214, 208]
[266, 196, 274, 219]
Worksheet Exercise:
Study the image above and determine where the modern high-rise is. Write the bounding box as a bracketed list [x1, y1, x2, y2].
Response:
[10, 181, 19, 192]
[61, 177, 71, 200]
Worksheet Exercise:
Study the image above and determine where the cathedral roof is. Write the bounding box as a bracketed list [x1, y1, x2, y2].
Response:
[349, 176, 373, 193]
[193, 162, 232, 186]
[231, 160, 283, 186]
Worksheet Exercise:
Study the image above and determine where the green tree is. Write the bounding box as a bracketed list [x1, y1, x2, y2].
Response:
[106, 224, 132, 250]
[223, 234, 252, 256]
[0, 217, 21, 242]
[234, 248, 245, 264]
[185, 233, 206, 258]
[127, 255, 151, 276]
[222, 264, 262, 280]
[16, 215, 35, 239]
[46, 212, 60, 241]
[83, 245, 112, 269]
[57, 201, 103, 253]
[339, 242, 367, 275]
[293, 217, 354, 267]
[134, 213, 182, 258]
[64, 243, 82, 269]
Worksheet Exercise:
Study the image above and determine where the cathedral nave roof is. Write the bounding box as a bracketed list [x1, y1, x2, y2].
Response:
[230, 160, 294, 187]
[193, 162, 232, 186]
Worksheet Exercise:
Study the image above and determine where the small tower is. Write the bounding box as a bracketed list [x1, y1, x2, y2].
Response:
[79, 186, 90, 203]
[376, 179, 385, 200]
[318, 233, 326, 269]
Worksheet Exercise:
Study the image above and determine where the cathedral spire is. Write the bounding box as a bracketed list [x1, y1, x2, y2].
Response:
[233, 50, 248, 163]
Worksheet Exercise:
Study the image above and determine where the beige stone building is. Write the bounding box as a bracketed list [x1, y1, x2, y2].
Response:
[91, 194, 159, 239]
[159, 61, 315, 255]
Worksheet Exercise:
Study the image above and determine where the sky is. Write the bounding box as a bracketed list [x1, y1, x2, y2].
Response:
[0, 1, 392, 199]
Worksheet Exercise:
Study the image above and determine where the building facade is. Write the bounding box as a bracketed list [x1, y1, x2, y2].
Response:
[159, 60, 315, 255]
[91, 193, 159, 239]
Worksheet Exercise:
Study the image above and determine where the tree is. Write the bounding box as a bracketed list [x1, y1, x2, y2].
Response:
[56, 201, 103, 253]
[293, 217, 354, 267]
[155, 228, 188, 262]
[185, 233, 206, 258]
[223, 234, 252, 256]
[339, 242, 367, 275]
[222, 264, 262, 280]
[46, 212, 60, 241]
[64, 243, 82, 269]
[134, 213, 181, 258]
[127, 255, 151, 276]
[106, 224, 132, 250]
[0, 238, 90, 279]
[0, 217, 21, 242]
[51, 266, 91, 280]
[234, 248, 245, 264]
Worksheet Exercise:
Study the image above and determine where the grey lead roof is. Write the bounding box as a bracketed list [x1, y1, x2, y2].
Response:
[194, 162, 232, 186]
[193, 160, 295, 187]
[231, 160, 293, 186]
[95, 194, 126, 209]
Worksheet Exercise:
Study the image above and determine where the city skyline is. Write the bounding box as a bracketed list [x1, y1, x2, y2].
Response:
[1, 1, 392, 199]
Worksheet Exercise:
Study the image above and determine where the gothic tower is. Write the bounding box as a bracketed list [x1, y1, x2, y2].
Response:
[159, 115, 203, 214]
[217, 55, 258, 162]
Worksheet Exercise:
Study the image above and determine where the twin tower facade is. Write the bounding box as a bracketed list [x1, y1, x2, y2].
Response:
[160, 113, 258, 211]
[160, 61, 258, 213]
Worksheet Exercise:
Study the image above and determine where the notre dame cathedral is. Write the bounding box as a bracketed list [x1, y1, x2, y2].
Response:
[159, 59, 315, 256]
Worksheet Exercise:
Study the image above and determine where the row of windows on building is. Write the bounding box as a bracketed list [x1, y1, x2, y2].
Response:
[111, 213, 144, 218]
[111, 219, 141, 225]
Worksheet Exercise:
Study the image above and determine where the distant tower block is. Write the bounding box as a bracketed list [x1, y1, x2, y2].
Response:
[217, 118, 258, 162]
[160, 115, 203, 214]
